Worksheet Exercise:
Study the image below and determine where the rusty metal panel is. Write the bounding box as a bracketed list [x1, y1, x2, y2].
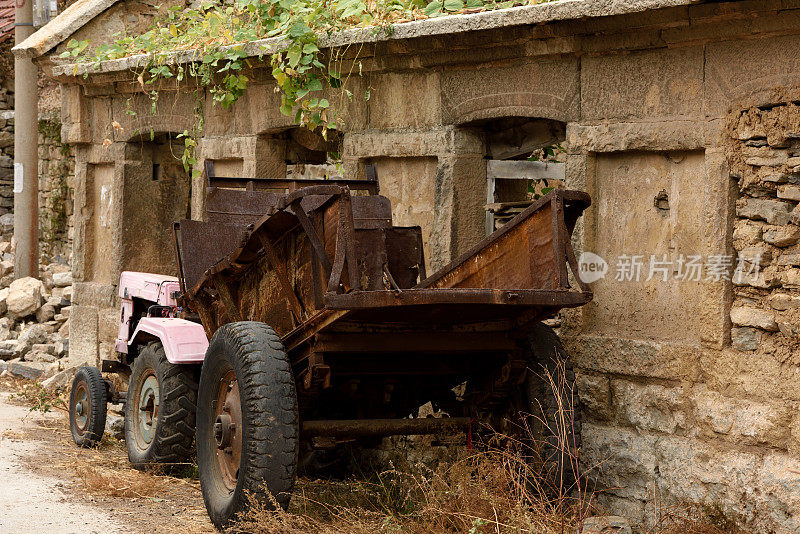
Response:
[177, 220, 249, 293]
[426, 203, 556, 290]
[205, 188, 282, 225]
[419, 190, 590, 292]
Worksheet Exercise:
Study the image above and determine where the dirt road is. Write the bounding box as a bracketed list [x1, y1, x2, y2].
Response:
[0, 391, 121, 533]
[0, 383, 213, 534]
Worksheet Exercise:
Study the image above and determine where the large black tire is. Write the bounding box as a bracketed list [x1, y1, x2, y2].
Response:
[196, 321, 299, 530]
[69, 366, 107, 447]
[124, 341, 198, 469]
[523, 322, 582, 492]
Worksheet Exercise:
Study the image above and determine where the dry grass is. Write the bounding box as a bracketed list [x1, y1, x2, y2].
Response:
[234, 363, 596, 534]
[1, 363, 751, 534]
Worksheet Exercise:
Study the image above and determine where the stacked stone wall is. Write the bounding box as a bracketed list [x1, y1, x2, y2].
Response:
[0, 46, 74, 262]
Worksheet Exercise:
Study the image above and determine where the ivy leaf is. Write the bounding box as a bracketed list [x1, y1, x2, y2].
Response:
[302, 43, 319, 53]
[443, 0, 463, 11]
[424, 0, 442, 15]
[288, 23, 310, 38]
[307, 77, 323, 92]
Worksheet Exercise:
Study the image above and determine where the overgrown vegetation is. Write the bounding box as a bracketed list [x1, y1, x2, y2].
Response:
[62, 0, 558, 177]
[38, 117, 73, 247]
[12, 380, 67, 414]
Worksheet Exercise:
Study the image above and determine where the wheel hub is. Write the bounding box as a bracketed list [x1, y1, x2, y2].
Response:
[72, 383, 89, 434]
[213, 371, 242, 491]
[214, 413, 235, 449]
[136, 374, 160, 446]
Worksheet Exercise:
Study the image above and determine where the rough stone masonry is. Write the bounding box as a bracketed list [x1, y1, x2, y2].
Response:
[13, 0, 800, 532]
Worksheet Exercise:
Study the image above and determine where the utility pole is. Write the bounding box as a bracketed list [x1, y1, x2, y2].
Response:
[13, 0, 38, 279]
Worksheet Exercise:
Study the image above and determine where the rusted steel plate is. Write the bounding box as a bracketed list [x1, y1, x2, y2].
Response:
[418, 190, 590, 291]
[177, 220, 249, 293]
[205, 188, 282, 225]
[326, 288, 591, 309]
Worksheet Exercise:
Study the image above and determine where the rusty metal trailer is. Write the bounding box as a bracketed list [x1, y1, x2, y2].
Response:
[166, 169, 591, 528]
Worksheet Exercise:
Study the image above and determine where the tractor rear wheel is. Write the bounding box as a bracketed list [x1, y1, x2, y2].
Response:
[125, 341, 198, 470]
[69, 366, 108, 447]
[521, 322, 583, 492]
[196, 321, 299, 530]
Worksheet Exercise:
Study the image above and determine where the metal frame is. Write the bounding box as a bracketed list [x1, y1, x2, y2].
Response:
[172, 178, 592, 440]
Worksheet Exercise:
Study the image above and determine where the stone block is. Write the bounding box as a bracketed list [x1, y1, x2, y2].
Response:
[7, 277, 44, 317]
[731, 327, 762, 351]
[776, 253, 800, 266]
[730, 306, 778, 331]
[52, 271, 72, 287]
[692, 385, 791, 446]
[770, 293, 800, 310]
[68, 305, 98, 367]
[738, 245, 771, 265]
[35, 304, 56, 323]
[737, 198, 792, 225]
[778, 184, 800, 201]
[746, 155, 788, 167]
[368, 71, 441, 129]
[581, 423, 656, 501]
[575, 372, 612, 421]
[580, 516, 631, 534]
[568, 335, 700, 381]
[655, 437, 760, 526]
[763, 172, 788, 183]
[763, 226, 800, 247]
[754, 454, 800, 533]
[581, 46, 702, 121]
[443, 56, 579, 124]
[18, 323, 48, 345]
[732, 221, 762, 243]
[611, 380, 685, 434]
[781, 268, 800, 287]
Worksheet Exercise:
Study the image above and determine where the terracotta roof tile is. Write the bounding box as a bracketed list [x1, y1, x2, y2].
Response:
[0, 0, 15, 43]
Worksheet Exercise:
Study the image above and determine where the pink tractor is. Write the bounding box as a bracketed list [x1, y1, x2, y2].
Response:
[69, 271, 208, 467]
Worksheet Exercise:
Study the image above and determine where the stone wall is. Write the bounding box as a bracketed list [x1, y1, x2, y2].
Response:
[40, 1, 800, 532]
[38, 115, 75, 263]
[0, 41, 74, 260]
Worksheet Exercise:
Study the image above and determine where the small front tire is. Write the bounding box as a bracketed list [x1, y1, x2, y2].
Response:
[69, 366, 108, 447]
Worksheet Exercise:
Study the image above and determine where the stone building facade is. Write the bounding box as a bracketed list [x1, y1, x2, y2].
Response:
[15, 0, 800, 531]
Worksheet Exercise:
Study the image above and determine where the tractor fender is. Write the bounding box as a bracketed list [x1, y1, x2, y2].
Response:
[129, 317, 209, 364]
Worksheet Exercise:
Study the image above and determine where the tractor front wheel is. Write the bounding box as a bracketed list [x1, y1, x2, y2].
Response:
[196, 321, 299, 530]
[124, 341, 198, 469]
[69, 366, 108, 447]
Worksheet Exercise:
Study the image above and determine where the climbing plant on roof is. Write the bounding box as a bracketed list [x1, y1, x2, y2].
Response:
[62, 0, 549, 177]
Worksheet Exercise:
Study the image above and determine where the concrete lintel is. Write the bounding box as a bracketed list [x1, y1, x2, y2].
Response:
[344, 127, 483, 159]
[13, 0, 122, 59]
[566, 119, 722, 154]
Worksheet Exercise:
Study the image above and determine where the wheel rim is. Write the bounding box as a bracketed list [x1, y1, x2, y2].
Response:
[213, 369, 242, 491]
[134, 373, 160, 448]
[73, 382, 90, 435]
